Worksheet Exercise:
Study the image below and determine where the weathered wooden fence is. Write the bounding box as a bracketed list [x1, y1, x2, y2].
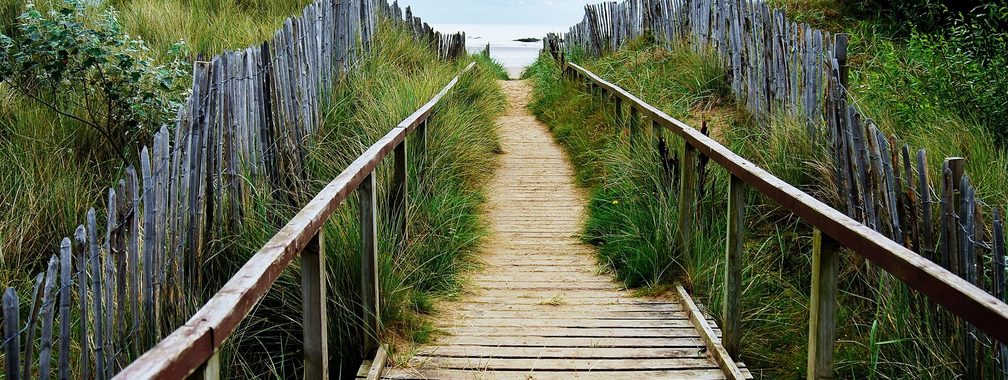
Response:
[558, 0, 1008, 378]
[0, 0, 466, 378]
[566, 60, 1008, 380]
[114, 60, 477, 380]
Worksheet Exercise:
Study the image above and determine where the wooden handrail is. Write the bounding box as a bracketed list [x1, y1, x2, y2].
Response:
[115, 62, 476, 379]
[564, 61, 1008, 360]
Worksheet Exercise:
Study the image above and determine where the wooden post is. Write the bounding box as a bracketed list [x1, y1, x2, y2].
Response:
[87, 209, 106, 379]
[723, 174, 745, 357]
[59, 239, 72, 380]
[677, 142, 697, 254]
[391, 140, 408, 242]
[186, 351, 220, 380]
[3, 288, 19, 380]
[630, 105, 639, 137]
[948, 157, 966, 216]
[416, 120, 428, 177]
[834, 34, 849, 97]
[807, 229, 838, 380]
[360, 172, 380, 356]
[614, 96, 623, 127]
[73, 226, 90, 380]
[652, 120, 665, 158]
[302, 230, 328, 379]
[39, 256, 59, 380]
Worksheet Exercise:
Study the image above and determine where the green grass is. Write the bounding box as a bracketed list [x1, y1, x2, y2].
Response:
[472, 52, 510, 80]
[526, 30, 991, 376]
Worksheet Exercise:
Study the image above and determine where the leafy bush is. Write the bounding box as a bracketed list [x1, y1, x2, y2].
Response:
[0, 0, 187, 160]
[852, 0, 1008, 144]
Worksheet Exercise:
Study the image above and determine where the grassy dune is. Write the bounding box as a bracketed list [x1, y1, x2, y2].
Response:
[526, 32, 1001, 377]
[0, 0, 507, 376]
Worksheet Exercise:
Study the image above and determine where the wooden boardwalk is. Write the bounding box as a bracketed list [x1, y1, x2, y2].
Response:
[381, 80, 750, 379]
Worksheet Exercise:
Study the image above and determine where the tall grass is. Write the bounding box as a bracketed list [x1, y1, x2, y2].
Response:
[0, 0, 506, 376]
[527, 34, 986, 377]
[109, 0, 311, 58]
[205, 23, 505, 377]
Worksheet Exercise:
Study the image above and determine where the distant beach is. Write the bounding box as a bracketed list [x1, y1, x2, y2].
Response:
[432, 23, 567, 78]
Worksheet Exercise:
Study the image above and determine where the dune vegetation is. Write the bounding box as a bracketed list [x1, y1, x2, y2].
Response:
[0, 0, 507, 377]
[525, 1, 1008, 378]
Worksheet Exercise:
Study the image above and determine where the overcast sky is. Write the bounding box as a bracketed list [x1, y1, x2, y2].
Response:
[394, 0, 595, 26]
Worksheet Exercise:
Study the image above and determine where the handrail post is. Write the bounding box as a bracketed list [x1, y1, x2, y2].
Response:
[629, 105, 639, 136]
[652, 120, 662, 152]
[186, 351, 220, 380]
[808, 228, 838, 380]
[416, 120, 428, 182]
[302, 230, 328, 379]
[677, 142, 697, 254]
[360, 172, 380, 356]
[614, 96, 623, 128]
[723, 174, 745, 357]
[391, 140, 409, 242]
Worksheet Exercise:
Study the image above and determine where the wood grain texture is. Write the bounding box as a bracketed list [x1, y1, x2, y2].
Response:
[384, 80, 749, 380]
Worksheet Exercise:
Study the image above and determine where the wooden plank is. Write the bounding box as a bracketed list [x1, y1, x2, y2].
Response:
[446, 310, 687, 320]
[917, 150, 934, 258]
[383, 368, 737, 380]
[58, 239, 72, 380]
[675, 284, 745, 380]
[366, 346, 388, 380]
[442, 326, 711, 338]
[360, 171, 379, 356]
[381, 366, 737, 378]
[440, 318, 693, 329]
[24, 272, 44, 380]
[302, 230, 327, 379]
[126, 166, 140, 355]
[73, 226, 90, 380]
[415, 346, 709, 359]
[185, 350, 219, 380]
[436, 335, 709, 348]
[723, 174, 744, 357]
[807, 229, 838, 379]
[38, 255, 59, 380]
[566, 62, 1008, 344]
[466, 289, 654, 298]
[87, 209, 106, 379]
[407, 356, 720, 371]
[3, 288, 19, 380]
[450, 302, 683, 313]
[461, 297, 679, 306]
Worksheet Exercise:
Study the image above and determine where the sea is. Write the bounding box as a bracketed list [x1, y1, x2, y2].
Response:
[431, 24, 569, 78]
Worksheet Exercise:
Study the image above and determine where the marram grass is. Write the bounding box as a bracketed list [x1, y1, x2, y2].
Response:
[527, 38, 976, 378]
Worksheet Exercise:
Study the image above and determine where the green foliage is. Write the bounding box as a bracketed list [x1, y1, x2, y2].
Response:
[0, 0, 188, 159]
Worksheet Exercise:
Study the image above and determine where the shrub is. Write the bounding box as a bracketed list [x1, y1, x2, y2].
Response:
[0, 0, 188, 160]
